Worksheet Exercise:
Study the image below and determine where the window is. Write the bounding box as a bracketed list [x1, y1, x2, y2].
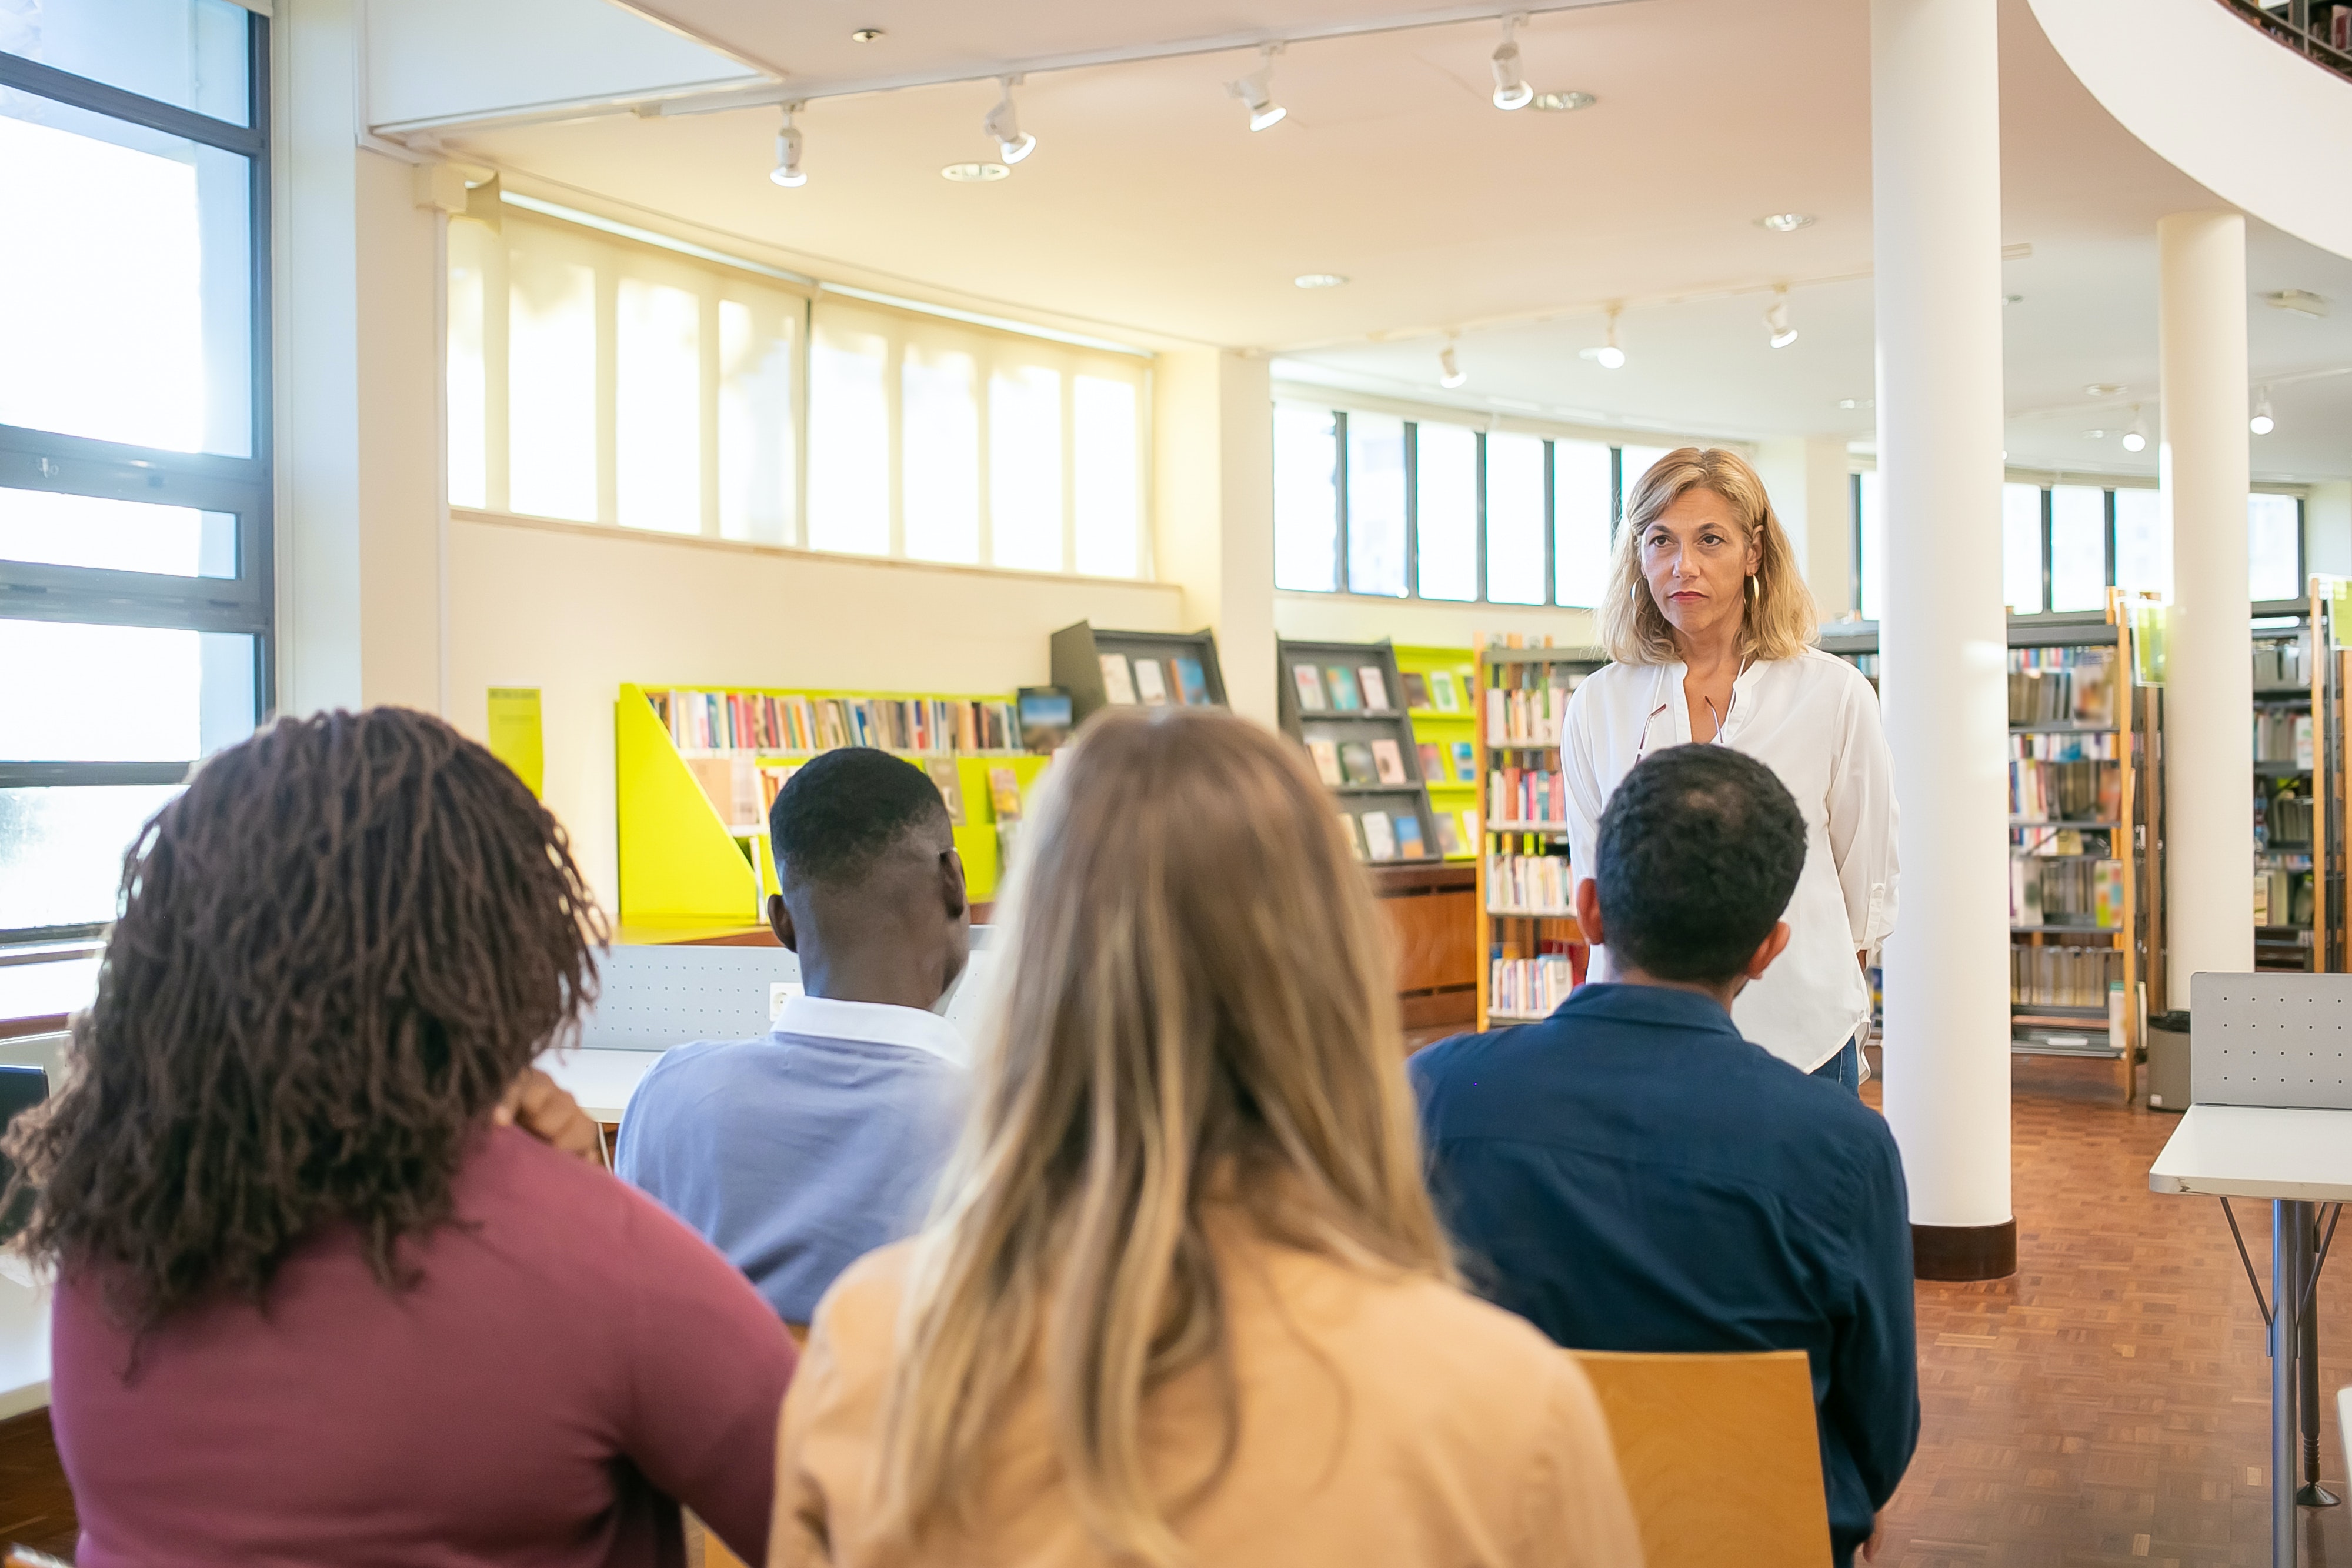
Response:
[1855, 469, 1884, 623]
[448, 220, 1150, 576]
[1857, 478, 2307, 619]
[1, 0, 272, 942]
[1269, 405, 1639, 608]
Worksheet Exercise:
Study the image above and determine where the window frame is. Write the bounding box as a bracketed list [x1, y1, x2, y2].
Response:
[0, 18, 275, 944]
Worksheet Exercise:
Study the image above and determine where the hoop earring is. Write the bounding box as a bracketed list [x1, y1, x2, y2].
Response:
[1746, 574, 1759, 600]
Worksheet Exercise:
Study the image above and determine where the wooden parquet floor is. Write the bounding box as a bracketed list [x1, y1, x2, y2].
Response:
[1866, 1057, 2351, 1567]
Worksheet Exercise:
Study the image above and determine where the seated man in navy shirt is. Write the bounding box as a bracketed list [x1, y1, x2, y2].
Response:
[617, 747, 972, 1328]
[1412, 743, 1917, 1566]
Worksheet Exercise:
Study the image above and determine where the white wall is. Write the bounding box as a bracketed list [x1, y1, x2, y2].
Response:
[2309, 481, 2352, 578]
[1275, 593, 1600, 651]
[446, 513, 1183, 910]
[1155, 349, 1278, 724]
[1753, 436, 1857, 618]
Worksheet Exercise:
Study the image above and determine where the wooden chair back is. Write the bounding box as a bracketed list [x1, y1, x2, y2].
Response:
[1569, 1347, 1831, 1568]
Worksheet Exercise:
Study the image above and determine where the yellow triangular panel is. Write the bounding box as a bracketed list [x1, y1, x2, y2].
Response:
[616, 684, 761, 925]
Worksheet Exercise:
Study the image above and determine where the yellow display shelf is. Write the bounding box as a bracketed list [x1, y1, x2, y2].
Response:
[1393, 644, 1480, 860]
[615, 682, 1052, 928]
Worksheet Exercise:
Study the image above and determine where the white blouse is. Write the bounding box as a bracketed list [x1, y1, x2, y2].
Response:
[1559, 648, 1899, 1072]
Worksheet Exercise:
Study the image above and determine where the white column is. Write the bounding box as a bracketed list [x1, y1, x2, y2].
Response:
[1153, 349, 1277, 726]
[1872, 0, 2014, 1273]
[2159, 211, 2254, 1004]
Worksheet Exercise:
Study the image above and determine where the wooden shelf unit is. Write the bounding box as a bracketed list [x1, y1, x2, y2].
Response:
[1473, 643, 1610, 1030]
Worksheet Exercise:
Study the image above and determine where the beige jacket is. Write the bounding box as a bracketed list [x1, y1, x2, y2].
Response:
[770, 1234, 1644, 1568]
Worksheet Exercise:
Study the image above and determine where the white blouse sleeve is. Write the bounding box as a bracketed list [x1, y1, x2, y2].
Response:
[1560, 681, 1608, 897]
[1824, 668, 1900, 955]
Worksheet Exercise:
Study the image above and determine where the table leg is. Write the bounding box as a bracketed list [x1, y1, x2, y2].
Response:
[2274, 1199, 2306, 1567]
[2300, 1206, 2342, 1508]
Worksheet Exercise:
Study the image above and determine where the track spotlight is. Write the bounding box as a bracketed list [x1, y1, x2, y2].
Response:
[770, 102, 807, 188]
[2121, 405, 2147, 453]
[1765, 288, 1797, 349]
[1580, 307, 1626, 369]
[1439, 339, 1466, 388]
[983, 76, 1035, 165]
[1227, 44, 1287, 132]
[2251, 388, 2276, 436]
[1491, 14, 1534, 111]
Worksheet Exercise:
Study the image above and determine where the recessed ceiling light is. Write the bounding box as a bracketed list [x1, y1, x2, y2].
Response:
[1532, 91, 1596, 111]
[1293, 273, 1348, 289]
[2085, 383, 2123, 396]
[850, 26, 883, 42]
[942, 162, 1010, 182]
[1757, 213, 1815, 232]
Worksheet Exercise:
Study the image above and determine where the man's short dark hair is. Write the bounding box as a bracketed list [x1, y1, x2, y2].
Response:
[770, 748, 950, 891]
[1595, 744, 1806, 983]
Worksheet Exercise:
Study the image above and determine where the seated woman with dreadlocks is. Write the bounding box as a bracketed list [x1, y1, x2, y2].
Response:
[9, 708, 796, 1568]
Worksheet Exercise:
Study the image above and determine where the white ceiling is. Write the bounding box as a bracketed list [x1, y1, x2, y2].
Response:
[437, 0, 2352, 480]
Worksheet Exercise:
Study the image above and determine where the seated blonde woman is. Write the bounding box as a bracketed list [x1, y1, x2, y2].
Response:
[769, 708, 1642, 1568]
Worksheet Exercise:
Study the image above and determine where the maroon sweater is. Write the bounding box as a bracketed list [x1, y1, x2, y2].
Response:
[51, 1126, 796, 1568]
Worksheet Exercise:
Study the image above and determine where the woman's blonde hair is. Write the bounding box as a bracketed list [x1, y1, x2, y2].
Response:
[873, 707, 1452, 1564]
[1598, 446, 1819, 665]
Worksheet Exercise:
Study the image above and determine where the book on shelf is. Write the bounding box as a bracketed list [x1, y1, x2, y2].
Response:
[2006, 646, 2114, 727]
[987, 766, 1024, 821]
[1461, 806, 1480, 843]
[2253, 638, 2311, 689]
[1430, 672, 1462, 713]
[2010, 857, 2124, 928]
[757, 762, 800, 816]
[2263, 789, 2314, 845]
[1099, 655, 1139, 706]
[1491, 943, 1579, 1017]
[1401, 671, 1432, 710]
[1308, 740, 1343, 787]
[1337, 813, 1365, 860]
[1450, 739, 1475, 778]
[2253, 710, 2314, 768]
[1393, 812, 1427, 859]
[1361, 811, 1399, 862]
[686, 754, 764, 828]
[647, 688, 1020, 756]
[1293, 664, 1329, 712]
[2253, 867, 2314, 928]
[926, 760, 966, 826]
[1490, 851, 1573, 912]
[1418, 742, 1448, 783]
[1484, 682, 1572, 746]
[2010, 943, 2121, 1009]
[1489, 765, 1570, 827]
[1432, 814, 1462, 856]
[1359, 666, 1392, 713]
[1371, 738, 1407, 783]
[2007, 733, 2122, 822]
[1326, 665, 1364, 712]
[1132, 658, 1169, 706]
[1339, 741, 1380, 786]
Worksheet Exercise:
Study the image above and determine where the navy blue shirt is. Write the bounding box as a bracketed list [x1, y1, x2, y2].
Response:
[1411, 983, 1919, 1566]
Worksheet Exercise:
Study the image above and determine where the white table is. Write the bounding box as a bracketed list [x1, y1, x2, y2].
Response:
[536, 1047, 666, 1125]
[2151, 1104, 2352, 1565]
[0, 1259, 54, 1419]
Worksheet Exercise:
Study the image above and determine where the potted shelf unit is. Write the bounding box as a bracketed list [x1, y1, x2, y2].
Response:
[1393, 643, 1482, 862]
[2005, 600, 2151, 1102]
[1277, 638, 1445, 867]
[1474, 643, 1610, 1028]
[616, 683, 1052, 931]
[1049, 622, 1227, 726]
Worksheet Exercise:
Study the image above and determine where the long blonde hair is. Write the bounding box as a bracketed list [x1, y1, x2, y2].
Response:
[1598, 446, 1818, 664]
[873, 708, 1452, 1564]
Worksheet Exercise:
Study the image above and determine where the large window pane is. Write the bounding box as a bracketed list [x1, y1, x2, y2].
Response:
[1072, 375, 1138, 578]
[2049, 484, 2106, 612]
[717, 295, 795, 546]
[0, 96, 251, 456]
[1273, 404, 1339, 592]
[2113, 487, 2168, 599]
[1617, 445, 1674, 516]
[507, 250, 598, 523]
[1346, 413, 1407, 598]
[1486, 432, 1547, 605]
[0, 785, 184, 931]
[1857, 469, 1885, 622]
[1554, 439, 1612, 608]
[447, 220, 492, 512]
[2001, 482, 2044, 615]
[0, 622, 253, 760]
[806, 320, 889, 555]
[615, 279, 702, 535]
[1414, 422, 1477, 602]
[0, 0, 251, 124]
[990, 366, 1062, 572]
[0, 488, 233, 576]
[2250, 493, 2302, 601]
[902, 345, 980, 565]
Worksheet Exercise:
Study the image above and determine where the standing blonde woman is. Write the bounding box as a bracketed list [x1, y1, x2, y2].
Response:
[770, 708, 1641, 1568]
[1561, 448, 1897, 1089]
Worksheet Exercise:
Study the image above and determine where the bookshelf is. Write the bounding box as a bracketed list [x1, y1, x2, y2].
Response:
[1277, 638, 1446, 865]
[2005, 601, 2150, 1100]
[1049, 623, 1227, 726]
[1474, 642, 1610, 1028]
[2251, 602, 2318, 971]
[614, 682, 1052, 929]
[1393, 645, 1480, 862]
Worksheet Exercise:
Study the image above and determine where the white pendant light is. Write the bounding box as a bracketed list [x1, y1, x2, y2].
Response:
[2251, 387, 2276, 435]
[2121, 405, 2147, 452]
[1439, 339, 1466, 388]
[1491, 14, 1534, 111]
[1580, 306, 1626, 369]
[770, 102, 807, 188]
[1226, 43, 1287, 132]
[1765, 287, 1797, 349]
[983, 75, 1035, 165]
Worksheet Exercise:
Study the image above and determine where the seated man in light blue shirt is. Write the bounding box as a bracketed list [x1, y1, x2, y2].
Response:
[616, 746, 972, 1327]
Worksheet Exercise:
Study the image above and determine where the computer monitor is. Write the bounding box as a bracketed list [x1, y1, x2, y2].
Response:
[0, 1065, 51, 1243]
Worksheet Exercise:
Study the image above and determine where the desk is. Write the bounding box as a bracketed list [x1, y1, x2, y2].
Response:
[536, 1048, 665, 1125]
[0, 1262, 54, 1419]
[2151, 1103, 2352, 1564]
